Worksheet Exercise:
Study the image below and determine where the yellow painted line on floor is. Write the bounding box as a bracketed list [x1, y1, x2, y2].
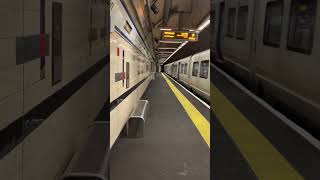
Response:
[162, 73, 210, 147]
[211, 83, 303, 180]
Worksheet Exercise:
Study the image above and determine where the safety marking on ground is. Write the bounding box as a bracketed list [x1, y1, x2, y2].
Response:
[162, 73, 210, 147]
[212, 63, 320, 150]
[211, 82, 303, 180]
[166, 74, 210, 109]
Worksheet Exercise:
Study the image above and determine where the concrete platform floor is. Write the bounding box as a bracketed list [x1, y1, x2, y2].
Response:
[110, 73, 210, 180]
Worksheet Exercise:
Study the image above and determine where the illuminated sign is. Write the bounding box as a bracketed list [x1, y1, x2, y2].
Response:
[162, 30, 199, 41]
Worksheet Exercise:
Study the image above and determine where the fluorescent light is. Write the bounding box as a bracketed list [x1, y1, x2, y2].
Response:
[160, 28, 172, 31]
[158, 47, 177, 50]
[158, 52, 173, 54]
[162, 41, 188, 64]
[197, 19, 210, 31]
[158, 50, 175, 52]
[180, 41, 188, 47]
[161, 16, 210, 64]
[159, 40, 183, 44]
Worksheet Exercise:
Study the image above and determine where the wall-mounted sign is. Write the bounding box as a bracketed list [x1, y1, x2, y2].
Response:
[110, 0, 114, 11]
[124, 20, 132, 34]
[162, 30, 199, 41]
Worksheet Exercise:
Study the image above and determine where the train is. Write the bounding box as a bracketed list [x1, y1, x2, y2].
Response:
[212, 0, 320, 138]
[110, 0, 155, 147]
[164, 49, 210, 102]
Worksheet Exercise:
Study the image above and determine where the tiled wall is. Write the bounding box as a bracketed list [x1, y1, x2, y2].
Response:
[0, 0, 108, 179]
[110, 31, 152, 147]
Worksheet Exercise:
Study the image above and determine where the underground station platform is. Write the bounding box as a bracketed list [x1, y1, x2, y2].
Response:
[111, 66, 320, 180]
[211, 64, 320, 180]
[110, 73, 210, 180]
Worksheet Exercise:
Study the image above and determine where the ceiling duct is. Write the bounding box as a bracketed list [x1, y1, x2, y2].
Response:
[150, 0, 159, 14]
[163, 0, 193, 26]
[121, 0, 156, 60]
[163, 0, 172, 25]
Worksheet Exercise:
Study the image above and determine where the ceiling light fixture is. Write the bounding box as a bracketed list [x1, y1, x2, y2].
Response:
[160, 15, 210, 65]
[158, 52, 174, 54]
[197, 19, 210, 31]
[158, 47, 177, 50]
[159, 28, 172, 31]
[159, 40, 182, 43]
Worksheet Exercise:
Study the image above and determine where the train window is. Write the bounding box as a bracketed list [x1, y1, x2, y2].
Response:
[237, 6, 248, 40]
[184, 63, 188, 74]
[287, 0, 317, 54]
[264, 0, 284, 47]
[199, 60, 209, 79]
[181, 64, 184, 74]
[227, 8, 236, 37]
[192, 62, 199, 76]
[173, 65, 177, 74]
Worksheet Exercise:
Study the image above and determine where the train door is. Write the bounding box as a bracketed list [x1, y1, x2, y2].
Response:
[178, 62, 181, 79]
[187, 56, 191, 79]
[216, 1, 225, 60]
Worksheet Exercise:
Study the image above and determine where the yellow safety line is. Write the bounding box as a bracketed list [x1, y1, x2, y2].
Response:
[162, 73, 210, 147]
[211, 83, 303, 180]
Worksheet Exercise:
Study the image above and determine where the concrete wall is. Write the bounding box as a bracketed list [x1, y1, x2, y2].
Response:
[0, 0, 108, 180]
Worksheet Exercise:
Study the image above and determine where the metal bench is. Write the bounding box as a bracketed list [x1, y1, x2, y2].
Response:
[151, 72, 155, 80]
[127, 100, 149, 138]
[61, 122, 109, 180]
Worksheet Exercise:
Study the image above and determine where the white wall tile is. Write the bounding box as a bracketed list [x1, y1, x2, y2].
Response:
[0, 92, 23, 130]
[0, 145, 22, 180]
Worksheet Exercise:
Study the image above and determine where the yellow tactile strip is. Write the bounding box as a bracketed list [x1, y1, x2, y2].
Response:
[211, 83, 303, 180]
[162, 73, 210, 147]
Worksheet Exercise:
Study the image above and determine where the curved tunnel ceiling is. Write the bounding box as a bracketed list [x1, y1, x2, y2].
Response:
[130, 0, 210, 64]
[163, 25, 210, 65]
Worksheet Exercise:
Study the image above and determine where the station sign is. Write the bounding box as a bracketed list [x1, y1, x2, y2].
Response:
[162, 30, 199, 42]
